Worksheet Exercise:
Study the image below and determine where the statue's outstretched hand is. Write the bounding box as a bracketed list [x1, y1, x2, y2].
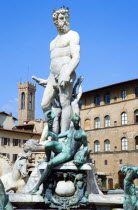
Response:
[32, 76, 48, 87]
[38, 79, 48, 87]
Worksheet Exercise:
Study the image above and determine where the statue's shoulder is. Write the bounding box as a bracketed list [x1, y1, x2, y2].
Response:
[68, 30, 79, 36]
[68, 30, 80, 43]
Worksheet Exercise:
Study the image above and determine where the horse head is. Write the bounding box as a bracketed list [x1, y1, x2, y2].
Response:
[14, 153, 28, 179]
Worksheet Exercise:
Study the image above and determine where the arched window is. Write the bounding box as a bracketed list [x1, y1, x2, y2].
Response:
[104, 115, 110, 127]
[84, 119, 90, 130]
[94, 140, 100, 152]
[121, 137, 128, 150]
[134, 110, 138, 123]
[104, 139, 110, 151]
[121, 112, 127, 125]
[135, 136, 138, 149]
[29, 93, 33, 110]
[95, 117, 100, 128]
[21, 92, 25, 109]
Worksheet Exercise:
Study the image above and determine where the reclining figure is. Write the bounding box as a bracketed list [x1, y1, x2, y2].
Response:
[24, 111, 89, 194]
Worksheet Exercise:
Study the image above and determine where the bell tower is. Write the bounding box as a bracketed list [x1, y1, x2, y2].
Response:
[18, 82, 36, 125]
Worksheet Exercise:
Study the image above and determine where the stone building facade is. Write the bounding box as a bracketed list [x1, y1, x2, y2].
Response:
[80, 79, 138, 190]
[18, 82, 36, 125]
[0, 81, 45, 163]
[0, 127, 41, 162]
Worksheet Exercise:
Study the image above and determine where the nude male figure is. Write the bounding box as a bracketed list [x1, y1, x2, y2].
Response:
[33, 7, 80, 138]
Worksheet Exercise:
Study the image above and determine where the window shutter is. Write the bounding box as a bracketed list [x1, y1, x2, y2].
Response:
[19, 139, 21, 147]
[13, 139, 15, 147]
[8, 138, 10, 146]
[7, 154, 10, 159]
[1, 137, 4, 146]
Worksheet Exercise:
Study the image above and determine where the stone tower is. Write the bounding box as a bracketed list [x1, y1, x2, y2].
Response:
[18, 82, 36, 125]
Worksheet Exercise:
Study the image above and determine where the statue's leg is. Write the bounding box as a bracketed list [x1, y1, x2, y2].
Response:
[59, 71, 76, 133]
[45, 141, 63, 161]
[30, 152, 71, 194]
[51, 106, 62, 133]
[41, 76, 56, 113]
[40, 76, 56, 142]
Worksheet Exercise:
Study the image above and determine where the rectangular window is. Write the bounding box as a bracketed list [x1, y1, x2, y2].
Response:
[136, 115, 138, 123]
[7, 154, 10, 159]
[94, 96, 100, 106]
[104, 94, 110, 104]
[122, 90, 126, 100]
[105, 141, 110, 151]
[1, 153, 6, 156]
[23, 140, 27, 145]
[104, 160, 108, 165]
[1, 138, 10, 146]
[122, 113, 127, 125]
[12, 154, 18, 162]
[136, 138, 138, 149]
[95, 118, 100, 128]
[105, 116, 110, 127]
[13, 139, 21, 147]
[120, 159, 123, 164]
[0, 153, 9, 159]
[122, 138, 128, 150]
[135, 88, 138, 97]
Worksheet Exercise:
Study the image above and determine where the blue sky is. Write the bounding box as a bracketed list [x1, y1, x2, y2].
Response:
[0, 0, 138, 120]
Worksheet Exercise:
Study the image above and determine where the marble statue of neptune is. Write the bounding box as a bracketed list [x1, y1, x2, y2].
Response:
[34, 7, 80, 138]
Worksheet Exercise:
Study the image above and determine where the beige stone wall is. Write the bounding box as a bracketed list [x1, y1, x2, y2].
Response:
[80, 79, 138, 190]
[31, 120, 46, 133]
[81, 99, 138, 129]
[0, 115, 15, 129]
[92, 151, 138, 188]
[0, 129, 40, 162]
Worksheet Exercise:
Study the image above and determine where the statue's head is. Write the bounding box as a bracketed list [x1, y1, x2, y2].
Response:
[23, 139, 39, 153]
[45, 110, 56, 120]
[53, 6, 70, 34]
[120, 165, 134, 174]
[71, 113, 80, 127]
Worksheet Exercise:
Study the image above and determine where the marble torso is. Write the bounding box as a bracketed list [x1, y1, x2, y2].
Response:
[62, 128, 83, 156]
[50, 30, 77, 77]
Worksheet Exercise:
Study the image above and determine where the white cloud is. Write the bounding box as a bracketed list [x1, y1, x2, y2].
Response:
[8, 98, 18, 103]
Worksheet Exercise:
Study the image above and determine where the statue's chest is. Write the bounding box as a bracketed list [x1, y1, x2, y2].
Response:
[73, 130, 82, 141]
[53, 36, 70, 49]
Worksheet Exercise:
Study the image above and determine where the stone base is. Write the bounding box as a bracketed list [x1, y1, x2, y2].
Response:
[21, 161, 103, 209]
[9, 193, 123, 209]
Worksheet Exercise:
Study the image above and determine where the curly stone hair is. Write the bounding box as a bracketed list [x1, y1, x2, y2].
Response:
[52, 6, 70, 25]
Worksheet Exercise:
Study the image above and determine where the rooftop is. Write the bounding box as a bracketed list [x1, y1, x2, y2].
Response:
[0, 111, 17, 121]
[83, 78, 138, 95]
[0, 127, 41, 135]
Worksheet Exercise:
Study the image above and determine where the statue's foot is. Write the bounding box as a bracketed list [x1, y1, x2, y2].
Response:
[29, 186, 39, 194]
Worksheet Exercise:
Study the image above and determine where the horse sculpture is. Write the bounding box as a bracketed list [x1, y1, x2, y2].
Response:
[0, 153, 28, 193]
